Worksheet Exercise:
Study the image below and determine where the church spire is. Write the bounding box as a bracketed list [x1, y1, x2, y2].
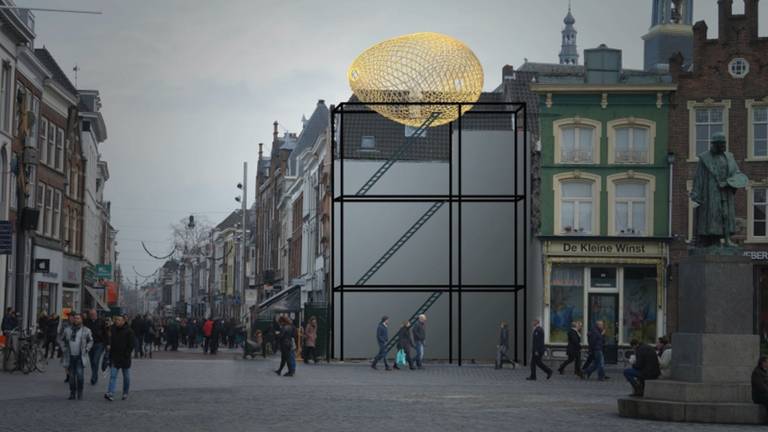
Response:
[559, 1, 579, 65]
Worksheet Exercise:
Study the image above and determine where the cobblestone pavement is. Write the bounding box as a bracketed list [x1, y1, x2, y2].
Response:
[0, 354, 756, 432]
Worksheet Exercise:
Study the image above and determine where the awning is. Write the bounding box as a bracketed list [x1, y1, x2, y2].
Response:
[84, 286, 110, 311]
[256, 285, 301, 314]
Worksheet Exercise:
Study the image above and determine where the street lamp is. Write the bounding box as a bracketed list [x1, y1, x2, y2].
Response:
[235, 163, 248, 322]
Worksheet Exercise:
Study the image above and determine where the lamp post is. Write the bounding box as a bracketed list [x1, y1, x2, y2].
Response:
[235, 162, 248, 322]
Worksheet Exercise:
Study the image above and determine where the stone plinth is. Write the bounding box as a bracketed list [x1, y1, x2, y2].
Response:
[618, 254, 764, 424]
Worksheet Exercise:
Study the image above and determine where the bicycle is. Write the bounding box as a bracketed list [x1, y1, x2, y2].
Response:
[4, 329, 47, 374]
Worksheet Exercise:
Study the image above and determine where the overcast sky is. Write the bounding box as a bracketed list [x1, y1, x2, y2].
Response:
[27, 0, 768, 278]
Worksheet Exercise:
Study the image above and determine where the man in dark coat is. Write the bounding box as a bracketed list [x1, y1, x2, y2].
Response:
[752, 356, 768, 408]
[104, 315, 134, 401]
[624, 339, 661, 396]
[84, 309, 108, 385]
[412, 315, 427, 369]
[370, 316, 391, 371]
[1, 307, 17, 334]
[558, 320, 583, 377]
[527, 319, 552, 380]
[130, 315, 144, 358]
[495, 320, 512, 369]
[583, 321, 608, 381]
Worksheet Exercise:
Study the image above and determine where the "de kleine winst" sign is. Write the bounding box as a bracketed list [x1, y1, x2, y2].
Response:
[545, 240, 664, 257]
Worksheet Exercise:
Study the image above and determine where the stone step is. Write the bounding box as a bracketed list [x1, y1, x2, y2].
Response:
[644, 380, 752, 403]
[618, 397, 768, 425]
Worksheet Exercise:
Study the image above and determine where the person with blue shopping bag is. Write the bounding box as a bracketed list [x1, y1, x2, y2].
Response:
[394, 321, 415, 370]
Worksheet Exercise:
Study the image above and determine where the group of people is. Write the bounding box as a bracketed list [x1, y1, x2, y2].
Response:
[528, 318, 672, 396]
[371, 314, 427, 370]
[50, 309, 135, 402]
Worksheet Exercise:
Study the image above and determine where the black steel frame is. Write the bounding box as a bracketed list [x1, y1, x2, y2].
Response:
[330, 101, 528, 366]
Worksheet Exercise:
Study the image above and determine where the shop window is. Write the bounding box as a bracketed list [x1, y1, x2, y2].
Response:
[37, 282, 55, 316]
[590, 267, 617, 288]
[553, 118, 601, 164]
[687, 100, 730, 160]
[622, 267, 658, 344]
[548, 266, 584, 344]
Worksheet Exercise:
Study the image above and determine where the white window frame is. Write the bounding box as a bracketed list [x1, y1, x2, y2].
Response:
[39, 118, 47, 165]
[728, 58, 750, 79]
[746, 99, 768, 161]
[46, 123, 54, 167]
[606, 172, 656, 237]
[1, 62, 11, 133]
[35, 183, 44, 235]
[553, 117, 602, 165]
[607, 118, 656, 165]
[44, 185, 52, 237]
[52, 189, 61, 239]
[747, 182, 768, 243]
[55, 127, 64, 171]
[687, 99, 731, 161]
[553, 171, 602, 235]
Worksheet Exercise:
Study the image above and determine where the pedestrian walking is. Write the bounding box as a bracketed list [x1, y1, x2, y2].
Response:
[61, 312, 93, 400]
[752, 356, 768, 409]
[187, 319, 199, 349]
[180, 319, 188, 347]
[274, 316, 297, 377]
[623, 338, 660, 396]
[130, 315, 144, 358]
[412, 314, 427, 369]
[557, 321, 583, 377]
[526, 319, 552, 381]
[394, 321, 415, 370]
[210, 319, 221, 355]
[370, 316, 391, 371]
[44, 314, 59, 359]
[582, 320, 608, 381]
[143, 318, 156, 359]
[303, 316, 318, 364]
[83, 309, 108, 386]
[495, 320, 513, 369]
[202, 318, 214, 354]
[104, 315, 135, 401]
[165, 318, 180, 351]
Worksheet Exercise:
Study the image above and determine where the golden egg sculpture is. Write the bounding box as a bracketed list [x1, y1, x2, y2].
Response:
[348, 32, 484, 128]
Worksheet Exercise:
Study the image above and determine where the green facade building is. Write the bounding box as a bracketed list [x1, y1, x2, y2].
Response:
[526, 45, 676, 355]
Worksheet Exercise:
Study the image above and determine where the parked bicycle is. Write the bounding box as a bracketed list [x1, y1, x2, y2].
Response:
[2, 328, 47, 374]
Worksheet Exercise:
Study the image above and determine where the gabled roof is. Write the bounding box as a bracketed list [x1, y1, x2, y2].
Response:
[288, 100, 329, 176]
[34, 47, 77, 96]
[216, 210, 242, 231]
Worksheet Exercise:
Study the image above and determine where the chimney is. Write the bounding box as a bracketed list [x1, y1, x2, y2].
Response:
[273, 121, 278, 142]
[719, 0, 733, 41]
[693, 20, 708, 42]
[746, 0, 760, 40]
[258, 143, 263, 160]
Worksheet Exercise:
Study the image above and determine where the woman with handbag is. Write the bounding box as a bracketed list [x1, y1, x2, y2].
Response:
[394, 321, 415, 370]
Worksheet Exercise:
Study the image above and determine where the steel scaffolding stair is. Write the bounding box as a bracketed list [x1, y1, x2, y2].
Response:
[355, 112, 441, 196]
[383, 291, 443, 354]
[355, 201, 445, 286]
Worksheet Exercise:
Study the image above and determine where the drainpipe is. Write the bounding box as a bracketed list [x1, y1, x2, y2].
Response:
[665, 151, 676, 338]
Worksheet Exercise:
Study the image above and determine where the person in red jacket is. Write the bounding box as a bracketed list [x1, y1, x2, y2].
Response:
[202, 318, 214, 354]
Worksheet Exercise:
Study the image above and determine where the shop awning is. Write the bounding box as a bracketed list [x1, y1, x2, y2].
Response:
[256, 285, 301, 315]
[84, 286, 110, 311]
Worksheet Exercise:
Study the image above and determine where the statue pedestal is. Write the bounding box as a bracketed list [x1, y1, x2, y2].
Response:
[618, 255, 766, 424]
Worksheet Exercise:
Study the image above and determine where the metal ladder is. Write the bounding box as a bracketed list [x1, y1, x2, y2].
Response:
[355, 112, 441, 196]
[355, 201, 445, 285]
[383, 291, 443, 354]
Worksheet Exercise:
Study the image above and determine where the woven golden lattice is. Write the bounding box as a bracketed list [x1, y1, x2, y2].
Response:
[348, 32, 484, 128]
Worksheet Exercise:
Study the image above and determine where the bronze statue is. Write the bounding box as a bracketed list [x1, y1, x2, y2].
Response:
[690, 132, 747, 249]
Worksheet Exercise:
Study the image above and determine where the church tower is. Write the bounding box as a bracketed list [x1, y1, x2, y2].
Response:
[559, 2, 579, 65]
[643, 0, 693, 71]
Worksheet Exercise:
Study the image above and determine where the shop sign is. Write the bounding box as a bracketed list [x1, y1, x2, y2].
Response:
[744, 251, 768, 261]
[95, 264, 112, 280]
[83, 267, 96, 286]
[545, 240, 664, 257]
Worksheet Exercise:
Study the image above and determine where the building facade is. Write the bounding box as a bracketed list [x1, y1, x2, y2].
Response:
[532, 45, 675, 357]
[667, 0, 768, 351]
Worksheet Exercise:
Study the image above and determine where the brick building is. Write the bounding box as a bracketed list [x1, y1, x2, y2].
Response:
[667, 0, 768, 344]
